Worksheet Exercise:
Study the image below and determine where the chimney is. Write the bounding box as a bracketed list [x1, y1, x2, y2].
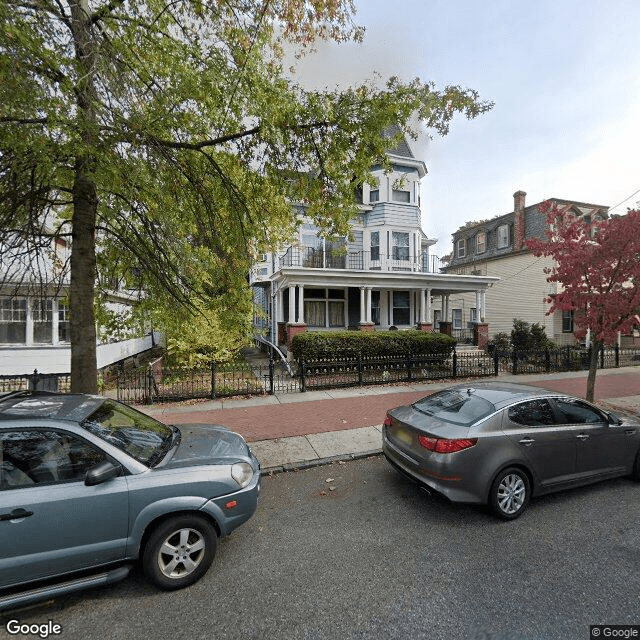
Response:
[513, 190, 526, 251]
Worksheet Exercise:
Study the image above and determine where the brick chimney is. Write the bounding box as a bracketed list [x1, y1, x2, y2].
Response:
[513, 190, 526, 251]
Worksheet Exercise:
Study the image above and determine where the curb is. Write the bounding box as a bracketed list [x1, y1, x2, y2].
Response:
[259, 448, 383, 476]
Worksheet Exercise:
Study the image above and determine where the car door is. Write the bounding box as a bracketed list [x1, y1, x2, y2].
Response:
[503, 399, 578, 488]
[0, 428, 129, 589]
[551, 398, 637, 477]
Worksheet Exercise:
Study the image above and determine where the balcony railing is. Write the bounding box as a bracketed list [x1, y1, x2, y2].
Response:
[280, 248, 445, 273]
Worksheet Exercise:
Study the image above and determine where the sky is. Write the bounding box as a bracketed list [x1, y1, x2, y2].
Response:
[288, 0, 640, 255]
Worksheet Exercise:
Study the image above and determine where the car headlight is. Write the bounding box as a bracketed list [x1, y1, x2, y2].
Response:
[231, 462, 253, 488]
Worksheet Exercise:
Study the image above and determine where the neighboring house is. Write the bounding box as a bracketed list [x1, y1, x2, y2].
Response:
[251, 132, 499, 350]
[441, 190, 609, 345]
[0, 234, 160, 376]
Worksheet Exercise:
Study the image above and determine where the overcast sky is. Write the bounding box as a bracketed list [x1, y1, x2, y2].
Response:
[289, 0, 640, 255]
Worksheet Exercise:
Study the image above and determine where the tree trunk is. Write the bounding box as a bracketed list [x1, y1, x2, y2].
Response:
[70, 166, 98, 393]
[585, 338, 602, 403]
[69, 0, 99, 393]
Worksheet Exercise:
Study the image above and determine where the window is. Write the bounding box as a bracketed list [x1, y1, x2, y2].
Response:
[452, 309, 462, 330]
[413, 389, 495, 427]
[33, 299, 53, 343]
[58, 300, 70, 343]
[562, 310, 574, 333]
[392, 231, 410, 261]
[457, 238, 466, 258]
[303, 288, 345, 328]
[369, 189, 380, 203]
[392, 189, 410, 203]
[370, 231, 380, 261]
[0, 298, 26, 344]
[497, 224, 510, 249]
[392, 291, 410, 325]
[508, 400, 556, 426]
[470, 308, 478, 323]
[1, 430, 108, 488]
[476, 232, 486, 254]
[553, 399, 604, 425]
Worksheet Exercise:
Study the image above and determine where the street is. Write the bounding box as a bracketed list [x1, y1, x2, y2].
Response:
[2, 456, 639, 640]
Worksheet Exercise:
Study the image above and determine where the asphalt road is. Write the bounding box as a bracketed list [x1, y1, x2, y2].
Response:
[2, 457, 639, 640]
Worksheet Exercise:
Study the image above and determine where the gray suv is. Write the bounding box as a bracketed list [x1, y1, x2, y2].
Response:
[0, 392, 260, 610]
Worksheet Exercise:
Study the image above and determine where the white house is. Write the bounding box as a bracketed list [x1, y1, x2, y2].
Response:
[252, 132, 499, 350]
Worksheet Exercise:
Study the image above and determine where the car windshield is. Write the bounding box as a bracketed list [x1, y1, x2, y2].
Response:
[412, 389, 495, 427]
[81, 399, 176, 466]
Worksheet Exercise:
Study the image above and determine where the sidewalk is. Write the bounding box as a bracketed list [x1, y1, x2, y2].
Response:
[141, 366, 640, 474]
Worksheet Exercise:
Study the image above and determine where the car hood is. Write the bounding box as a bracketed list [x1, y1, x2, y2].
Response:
[160, 424, 252, 469]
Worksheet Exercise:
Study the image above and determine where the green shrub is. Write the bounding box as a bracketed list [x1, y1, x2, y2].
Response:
[290, 330, 456, 361]
[511, 319, 556, 352]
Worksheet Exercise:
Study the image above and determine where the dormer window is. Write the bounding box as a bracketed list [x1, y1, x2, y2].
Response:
[457, 238, 466, 258]
[369, 190, 380, 203]
[392, 189, 410, 203]
[497, 224, 510, 249]
[476, 232, 486, 254]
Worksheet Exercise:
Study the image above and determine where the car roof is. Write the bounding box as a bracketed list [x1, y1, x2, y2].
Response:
[0, 391, 105, 423]
[447, 381, 570, 409]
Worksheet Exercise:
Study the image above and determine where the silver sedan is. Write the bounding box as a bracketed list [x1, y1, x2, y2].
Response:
[382, 382, 640, 519]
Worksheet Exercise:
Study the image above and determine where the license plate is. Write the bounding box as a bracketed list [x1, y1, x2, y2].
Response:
[395, 427, 413, 446]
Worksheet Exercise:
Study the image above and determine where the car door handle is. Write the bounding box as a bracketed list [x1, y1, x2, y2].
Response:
[576, 434, 590, 441]
[0, 508, 34, 522]
[624, 429, 636, 435]
[519, 437, 535, 446]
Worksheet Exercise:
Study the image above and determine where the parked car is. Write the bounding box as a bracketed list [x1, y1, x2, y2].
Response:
[382, 382, 640, 519]
[0, 391, 261, 610]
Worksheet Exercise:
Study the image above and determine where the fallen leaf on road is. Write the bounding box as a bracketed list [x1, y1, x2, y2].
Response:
[325, 478, 334, 483]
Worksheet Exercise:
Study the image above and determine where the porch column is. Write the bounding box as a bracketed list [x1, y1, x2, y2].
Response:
[439, 294, 452, 337]
[475, 291, 482, 323]
[366, 287, 372, 323]
[297, 284, 304, 324]
[360, 287, 366, 323]
[419, 288, 426, 323]
[426, 288, 432, 323]
[288, 286, 296, 323]
[277, 288, 284, 322]
[481, 291, 487, 322]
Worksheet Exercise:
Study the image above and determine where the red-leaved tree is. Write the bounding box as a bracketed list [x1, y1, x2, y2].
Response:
[526, 201, 640, 401]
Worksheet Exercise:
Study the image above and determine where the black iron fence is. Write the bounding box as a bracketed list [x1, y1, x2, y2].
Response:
[5, 345, 640, 404]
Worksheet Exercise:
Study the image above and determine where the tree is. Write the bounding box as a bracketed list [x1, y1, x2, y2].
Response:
[526, 201, 640, 401]
[0, 0, 492, 392]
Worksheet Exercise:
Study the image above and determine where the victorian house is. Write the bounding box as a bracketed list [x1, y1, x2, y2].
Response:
[441, 190, 610, 345]
[251, 133, 499, 351]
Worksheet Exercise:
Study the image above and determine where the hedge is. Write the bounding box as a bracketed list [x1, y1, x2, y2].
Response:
[290, 330, 456, 361]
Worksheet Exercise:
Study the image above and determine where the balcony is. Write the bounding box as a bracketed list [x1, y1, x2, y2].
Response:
[280, 248, 444, 273]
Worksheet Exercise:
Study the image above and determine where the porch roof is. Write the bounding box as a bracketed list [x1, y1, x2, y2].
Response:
[271, 267, 499, 295]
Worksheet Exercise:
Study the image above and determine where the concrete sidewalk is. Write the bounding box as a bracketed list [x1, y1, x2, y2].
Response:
[141, 366, 640, 474]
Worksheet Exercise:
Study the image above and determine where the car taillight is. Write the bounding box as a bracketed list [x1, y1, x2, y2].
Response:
[383, 413, 392, 427]
[418, 436, 477, 453]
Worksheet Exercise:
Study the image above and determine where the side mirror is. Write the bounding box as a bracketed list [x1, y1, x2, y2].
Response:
[85, 460, 120, 486]
[607, 412, 623, 426]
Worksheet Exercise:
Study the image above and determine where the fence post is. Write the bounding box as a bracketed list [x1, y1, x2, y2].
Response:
[358, 350, 363, 386]
[494, 352, 499, 377]
[512, 350, 518, 375]
[452, 350, 457, 379]
[146, 367, 154, 405]
[406, 352, 413, 381]
[545, 349, 551, 373]
[299, 359, 306, 393]
[268, 357, 275, 395]
[615, 344, 620, 368]
[210, 361, 217, 399]
[600, 345, 605, 369]
[29, 369, 40, 391]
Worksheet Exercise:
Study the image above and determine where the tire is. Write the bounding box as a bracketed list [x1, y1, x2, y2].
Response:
[489, 467, 530, 520]
[632, 450, 640, 483]
[142, 515, 217, 590]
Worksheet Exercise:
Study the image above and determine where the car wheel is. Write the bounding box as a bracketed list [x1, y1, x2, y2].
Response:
[142, 515, 217, 590]
[489, 468, 530, 520]
[632, 450, 640, 483]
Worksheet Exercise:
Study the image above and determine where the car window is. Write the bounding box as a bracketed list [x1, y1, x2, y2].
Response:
[81, 400, 173, 465]
[508, 399, 556, 426]
[0, 430, 107, 489]
[413, 389, 495, 427]
[553, 399, 605, 425]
